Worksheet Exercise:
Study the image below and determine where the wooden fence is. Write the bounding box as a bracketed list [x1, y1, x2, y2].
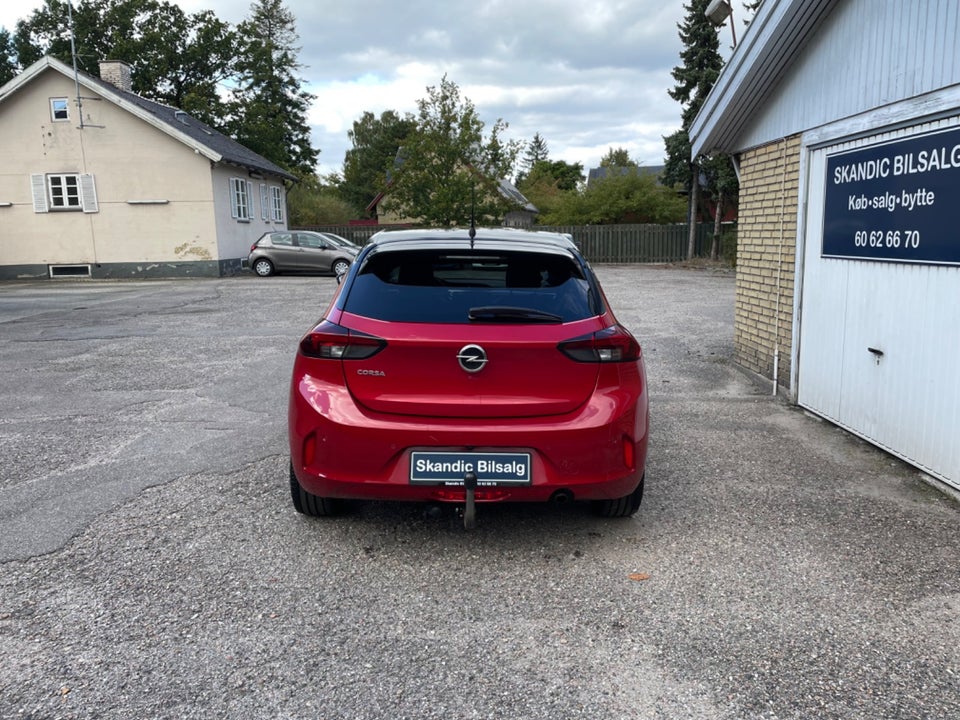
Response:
[295, 223, 718, 264]
[536, 224, 715, 263]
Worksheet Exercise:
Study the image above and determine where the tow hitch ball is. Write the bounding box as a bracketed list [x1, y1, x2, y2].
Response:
[462, 471, 477, 530]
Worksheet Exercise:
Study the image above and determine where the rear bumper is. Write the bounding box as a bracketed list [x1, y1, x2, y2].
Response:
[289, 373, 648, 504]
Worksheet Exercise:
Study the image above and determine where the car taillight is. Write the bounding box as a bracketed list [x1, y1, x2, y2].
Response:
[303, 433, 317, 466]
[250, 243, 258, 252]
[558, 325, 640, 363]
[622, 435, 635, 470]
[299, 320, 386, 359]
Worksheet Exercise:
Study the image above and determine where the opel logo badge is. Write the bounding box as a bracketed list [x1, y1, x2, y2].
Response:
[457, 344, 488, 373]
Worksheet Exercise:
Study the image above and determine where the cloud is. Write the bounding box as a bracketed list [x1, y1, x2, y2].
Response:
[2, 0, 721, 175]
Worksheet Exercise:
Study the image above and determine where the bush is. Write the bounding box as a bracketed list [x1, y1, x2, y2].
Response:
[720, 227, 738, 267]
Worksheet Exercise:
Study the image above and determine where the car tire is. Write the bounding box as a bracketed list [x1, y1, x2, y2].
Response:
[253, 258, 275, 277]
[289, 462, 341, 517]
[593, 474, 644, 518]
[332, 259, 351, 277]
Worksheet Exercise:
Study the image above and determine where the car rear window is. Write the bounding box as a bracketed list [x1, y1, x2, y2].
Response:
[342, 249, 599, 323]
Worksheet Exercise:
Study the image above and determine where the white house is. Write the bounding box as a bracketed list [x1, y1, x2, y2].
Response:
[0, 55, 296, 279]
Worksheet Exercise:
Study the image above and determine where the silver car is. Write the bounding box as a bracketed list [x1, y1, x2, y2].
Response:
[318, 232, 363, 252]
[248, 231, 358, 277]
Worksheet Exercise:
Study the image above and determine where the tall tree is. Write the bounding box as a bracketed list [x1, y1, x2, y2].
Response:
[516, 132, 549, 183]
[340, 109, 415, 215]
[664, 0, 734, 259]
[12, 0, 237, 129]
[669, 0, 724, 132]
[12, 0, 99, 71]
[228, 0, 318, 176]
[661, 129, 692, 189]
[701, 153, 738, 258]
[516, 159, 584, 218]
[0, 28, 16, 85]
[132, 7, 237, 128]
[600, 146, 637, 168]
[386, 75, 522, 227]
[534, 160, 583, 192]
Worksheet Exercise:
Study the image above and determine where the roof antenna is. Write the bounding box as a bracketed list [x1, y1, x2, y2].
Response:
[67, 0, 85, 129]
[469, 181, 476, 249]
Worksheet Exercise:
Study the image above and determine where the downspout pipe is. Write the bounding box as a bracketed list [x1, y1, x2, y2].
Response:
[773, 139, 787, 396]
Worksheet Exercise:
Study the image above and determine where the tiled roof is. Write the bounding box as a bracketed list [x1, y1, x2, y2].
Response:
[1, 56, 297, 182]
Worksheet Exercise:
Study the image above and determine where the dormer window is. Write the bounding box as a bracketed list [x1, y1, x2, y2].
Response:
[50, 98, 69, 121]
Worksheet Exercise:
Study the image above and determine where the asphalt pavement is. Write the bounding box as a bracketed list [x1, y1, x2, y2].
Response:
[0, 267, 957, 719]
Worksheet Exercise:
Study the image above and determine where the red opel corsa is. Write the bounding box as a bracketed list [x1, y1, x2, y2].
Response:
[288, 228, 648, 525]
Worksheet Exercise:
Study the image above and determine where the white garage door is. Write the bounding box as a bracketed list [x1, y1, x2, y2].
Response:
[798, 117, 960, 490]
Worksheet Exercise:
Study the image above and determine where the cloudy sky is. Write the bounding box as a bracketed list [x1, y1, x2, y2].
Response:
[1, 0, 738, 177]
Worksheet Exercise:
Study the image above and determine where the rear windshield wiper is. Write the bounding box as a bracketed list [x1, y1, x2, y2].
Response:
[468, 306, 563, 323]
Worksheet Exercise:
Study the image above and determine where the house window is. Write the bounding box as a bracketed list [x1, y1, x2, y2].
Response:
[30, 173, 98, 214]
[48, 174, 81, 209]
[230, 177, 252, 221]
[50, 98, 69, 122]
[271, 186, 284, 222]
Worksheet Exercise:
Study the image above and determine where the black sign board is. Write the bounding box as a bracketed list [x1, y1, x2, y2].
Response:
[823, 125, 960, 265]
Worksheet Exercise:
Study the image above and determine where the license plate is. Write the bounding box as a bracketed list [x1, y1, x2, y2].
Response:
[410, 452, 532, 486]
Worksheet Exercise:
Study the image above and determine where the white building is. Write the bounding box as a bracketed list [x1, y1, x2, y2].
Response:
[691, 0, 960, 492]
[0, 56, 295, 279]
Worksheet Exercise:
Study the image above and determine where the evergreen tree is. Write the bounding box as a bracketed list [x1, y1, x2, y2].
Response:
[665, 0, 723, 190]
[525, 133, 549, 165]
[664, 0, 736, 259]
[660, 129, 692, 189]
[517, 132, 549, 182]
[669, 0, 724, 130]
[228, 0, 318, 176]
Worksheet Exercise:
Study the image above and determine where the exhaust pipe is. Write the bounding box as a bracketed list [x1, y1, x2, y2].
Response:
[550, 489, 574, 505]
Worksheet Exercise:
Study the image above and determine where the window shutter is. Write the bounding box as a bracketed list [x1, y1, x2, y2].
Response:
[273, 187, 285, 223]
[31, 174, 49, 213]
[247, 181, 254, 220]
[260, 184, 268, 221]
[80, 174, 98, 213]
[229, 178, 238, 218]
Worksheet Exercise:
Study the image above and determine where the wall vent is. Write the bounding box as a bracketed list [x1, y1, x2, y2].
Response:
[49, 264, 92, 278]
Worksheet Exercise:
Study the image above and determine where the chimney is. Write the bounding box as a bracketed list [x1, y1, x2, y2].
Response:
[98, 60, 133, 92]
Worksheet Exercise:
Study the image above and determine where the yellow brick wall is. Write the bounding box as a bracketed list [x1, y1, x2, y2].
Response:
[735, 135, 801, 390]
